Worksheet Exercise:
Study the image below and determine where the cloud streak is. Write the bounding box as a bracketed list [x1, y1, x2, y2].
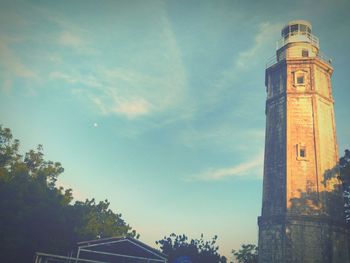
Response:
[49, 2, 187, 120]
[190, 154, 263, 181]
[235, 22, 282, 70]
[59, 31, 85, 48]
[50, 71, 102, 88]
[214, 21, 282, 90]
[0, 36, 38, 92]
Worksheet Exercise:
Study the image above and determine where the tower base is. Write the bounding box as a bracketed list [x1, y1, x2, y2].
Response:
[258, 215, 350, 263]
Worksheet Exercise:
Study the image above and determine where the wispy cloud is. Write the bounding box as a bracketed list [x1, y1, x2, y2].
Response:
[235, 22, 282, 70]
[50, 68, 156, 118]
[50, 62, 186, 119]
[90, 91, 153, 119]
[49, 2, 187, 120]
[0, 36, 38, 92]
[190, 154, 264, 181]
[0, 1, 188, 121]
[36, 8, 96, 54]
[57, 30, 97, 54]
[213, 21, 281, 91]
[50, 71, 102, 88]
[59, 31, 85, 48]
[193, 21, 282, 125]
[113, 98, 152, 118]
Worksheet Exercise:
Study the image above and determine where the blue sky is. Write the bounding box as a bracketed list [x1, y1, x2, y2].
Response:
[1, 0, 349, 259]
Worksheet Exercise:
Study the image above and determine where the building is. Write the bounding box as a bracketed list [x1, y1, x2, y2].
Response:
[258, 20, 349, 263]
[35, 236, 168, 263]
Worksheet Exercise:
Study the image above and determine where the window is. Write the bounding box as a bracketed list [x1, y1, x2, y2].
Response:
[297, 144, 307, 160]
[300, 24, 307, 33]
[282, 27, 289, 36]
[290, 24, 298, 35]
[297, 75, 304, 84]
[294, 71, 306, 86]
[302, 49, 309, 57]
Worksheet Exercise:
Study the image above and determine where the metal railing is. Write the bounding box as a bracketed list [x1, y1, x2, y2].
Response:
[265, 55, 278, 68]
[276, 32, 319, 50]
[317, 51, 333, 65]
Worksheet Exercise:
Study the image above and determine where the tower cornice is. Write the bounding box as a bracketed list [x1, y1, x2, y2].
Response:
[266, 57, 333, 75]
[265, 90, 334, 106]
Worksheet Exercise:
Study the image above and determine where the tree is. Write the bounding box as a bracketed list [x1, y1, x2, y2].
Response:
[231, 244, 258, 263]
[156, 233, 227, 263]
[0, 126, 73, 261]
[0, 125, 137, 262]
[73, 198, 139, 240]
[339, 149, 350, 222]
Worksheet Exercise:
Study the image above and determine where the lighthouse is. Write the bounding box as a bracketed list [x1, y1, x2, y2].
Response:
[258, 20, 349, 263]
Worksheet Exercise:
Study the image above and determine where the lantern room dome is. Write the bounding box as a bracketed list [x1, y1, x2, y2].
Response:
[281, 20, 312, 37]
[277, 20, 319, 50]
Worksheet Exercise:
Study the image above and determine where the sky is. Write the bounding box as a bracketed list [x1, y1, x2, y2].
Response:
[0, 0, 350, 260]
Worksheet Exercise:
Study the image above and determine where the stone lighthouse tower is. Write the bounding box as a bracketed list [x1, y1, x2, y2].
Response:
[258, 20, 349, 263]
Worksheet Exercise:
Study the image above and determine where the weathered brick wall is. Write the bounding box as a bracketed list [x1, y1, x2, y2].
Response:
[258, 218, 284, 262]
[259, 215, 349, 263]
[286, 95, 317, 213]
[262, 65, 287, 217]
[262, 94, 286, 216]
[286, 217, 349, 263]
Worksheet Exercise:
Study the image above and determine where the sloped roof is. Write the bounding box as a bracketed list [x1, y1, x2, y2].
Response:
[77, 236, 167, 262]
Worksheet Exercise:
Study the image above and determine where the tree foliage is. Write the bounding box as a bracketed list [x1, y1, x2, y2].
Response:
[231, 244, 258, 263]
[156, 233, 227, 263]
[0, 125, 137, 262]
[339, 149, 350, 222]
[73, 198, 138, 240]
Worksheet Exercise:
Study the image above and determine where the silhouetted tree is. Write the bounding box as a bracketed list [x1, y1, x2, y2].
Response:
[73, 198, 138, 240]
[231, 244, 258, 263]
[339, 149, 350, 222]
[0, 125, 137, 262]
[156, 233, 226, 263]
